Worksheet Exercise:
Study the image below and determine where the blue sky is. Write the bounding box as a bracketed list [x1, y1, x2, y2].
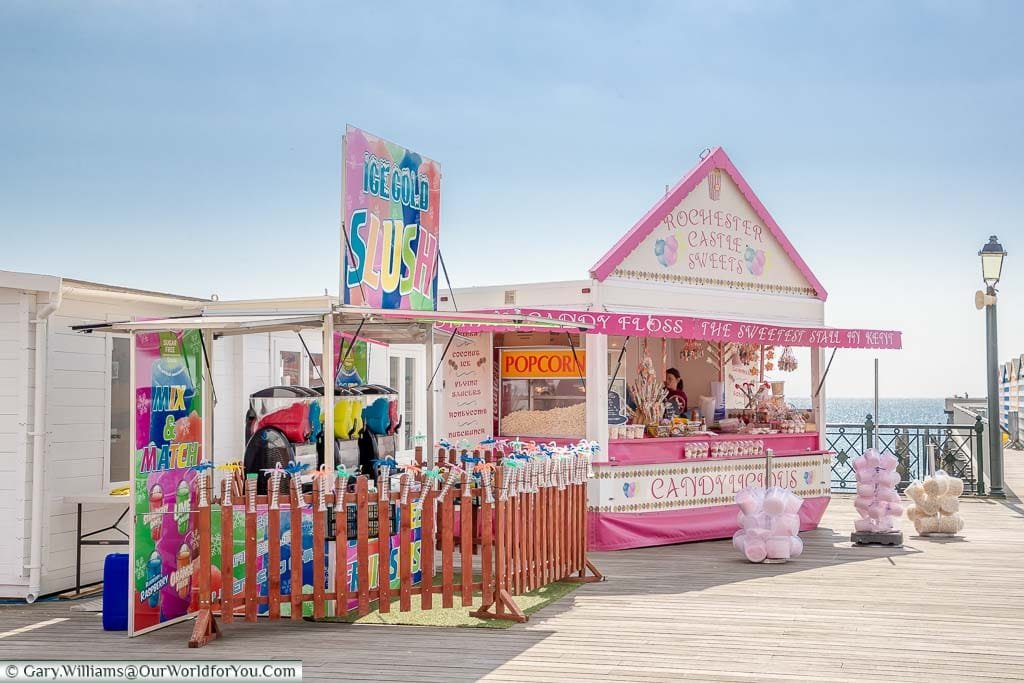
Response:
[1, 1, 1021, 398]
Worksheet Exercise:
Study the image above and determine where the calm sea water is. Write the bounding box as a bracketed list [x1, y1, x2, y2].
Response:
[790, 398, 948, 426]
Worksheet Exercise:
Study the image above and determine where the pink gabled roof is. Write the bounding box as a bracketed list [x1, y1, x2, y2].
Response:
[588, 147, 828, 301]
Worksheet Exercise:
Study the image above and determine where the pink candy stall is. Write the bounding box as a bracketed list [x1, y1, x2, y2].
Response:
[439, 147, 901, 551]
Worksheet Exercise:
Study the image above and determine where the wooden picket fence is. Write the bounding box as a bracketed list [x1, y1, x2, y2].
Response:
[189, 447, 602, 648]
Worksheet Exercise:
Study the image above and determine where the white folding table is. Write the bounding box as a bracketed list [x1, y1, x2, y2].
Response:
[62, 493, 131, 596]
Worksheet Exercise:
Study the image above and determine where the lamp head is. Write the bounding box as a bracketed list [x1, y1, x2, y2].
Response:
[980, 235, 1007, 288]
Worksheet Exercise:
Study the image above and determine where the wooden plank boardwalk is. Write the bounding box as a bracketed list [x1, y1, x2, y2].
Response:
[2, 451, 1023, 682]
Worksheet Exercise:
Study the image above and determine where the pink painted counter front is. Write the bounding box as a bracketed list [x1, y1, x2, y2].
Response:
[588, 434, 832, 551]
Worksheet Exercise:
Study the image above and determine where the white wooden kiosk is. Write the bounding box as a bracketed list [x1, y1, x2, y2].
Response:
[441, 147, 901, 550]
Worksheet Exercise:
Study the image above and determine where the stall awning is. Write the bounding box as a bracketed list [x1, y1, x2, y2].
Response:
[74, 315, 325, 335]
[73, 314, 327, 337]
[471, 307, 901, 350]
[73, 306, 592, 342]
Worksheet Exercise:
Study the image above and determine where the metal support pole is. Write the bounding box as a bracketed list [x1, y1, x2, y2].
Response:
[985, 288, 1005, 497]
[202, 332, 214, 466]
[75, 504, 82, 596]
[323, 312, 335, 472]
[873, 358, 880, 444]
[425, 324, 436, 468]
[975, 415, 986, 495]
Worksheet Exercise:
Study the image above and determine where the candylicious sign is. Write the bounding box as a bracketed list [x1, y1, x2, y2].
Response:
[131, 330, 204, 635]
[593, 453, 831, 514]
[342, 125, 441, 311]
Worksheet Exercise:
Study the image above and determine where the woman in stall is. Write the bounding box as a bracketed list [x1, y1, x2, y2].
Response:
[664, 368, 688, 414]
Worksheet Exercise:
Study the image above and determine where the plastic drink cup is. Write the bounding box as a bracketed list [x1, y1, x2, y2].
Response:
[175, 479, 190, 534]
[149, 484, 164, 541]
[147, 551, 162, 608]
[176, 544, 191, 599]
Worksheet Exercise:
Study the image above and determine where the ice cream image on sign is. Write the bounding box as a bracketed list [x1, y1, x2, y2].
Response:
[148, 484, 164, 541]
[176, 543, 191, 599]
[175, 479, 190, 534]
[146, 551, 162, 609]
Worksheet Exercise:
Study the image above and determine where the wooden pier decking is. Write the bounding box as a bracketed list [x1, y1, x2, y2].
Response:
[2, 452, 1023, 682]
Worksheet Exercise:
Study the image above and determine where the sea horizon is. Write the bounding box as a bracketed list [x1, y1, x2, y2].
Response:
[790, 397, 952, 426]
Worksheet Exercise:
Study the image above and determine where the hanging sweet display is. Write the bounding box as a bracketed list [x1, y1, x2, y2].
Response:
[778, 346, 798, 372]
[735, 343, 759, 366]
[679, 339, 705, 362]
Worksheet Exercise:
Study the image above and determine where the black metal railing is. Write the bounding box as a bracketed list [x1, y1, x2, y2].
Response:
[826, 415, 984, 495]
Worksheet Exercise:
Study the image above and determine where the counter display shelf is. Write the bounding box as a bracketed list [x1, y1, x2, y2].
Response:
[605, 432, 820, 466]
[588, 447, 832, 551]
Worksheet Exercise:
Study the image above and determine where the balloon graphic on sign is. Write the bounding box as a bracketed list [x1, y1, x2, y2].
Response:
[744, 246, 765, 276]
[655, 235, 678, 268]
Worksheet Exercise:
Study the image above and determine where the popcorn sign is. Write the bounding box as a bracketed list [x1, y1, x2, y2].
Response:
[342, 125, 441, 311]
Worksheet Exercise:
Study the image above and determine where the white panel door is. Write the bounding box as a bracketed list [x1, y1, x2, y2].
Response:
[387, 345, 426, 462]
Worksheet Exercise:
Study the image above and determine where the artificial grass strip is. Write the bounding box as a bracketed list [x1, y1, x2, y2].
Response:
[315, 581, 580, 629]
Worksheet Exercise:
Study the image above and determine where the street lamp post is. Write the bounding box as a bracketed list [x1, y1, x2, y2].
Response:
[980, 235, 1007, 498]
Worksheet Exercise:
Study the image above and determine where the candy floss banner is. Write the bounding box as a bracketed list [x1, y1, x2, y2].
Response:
[342, 125, 441, 311]
[130, 330, 204, 635]
[483, 308, 902, 350]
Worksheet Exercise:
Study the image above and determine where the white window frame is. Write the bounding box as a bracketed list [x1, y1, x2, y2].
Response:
[105, 332, 132, 487]
[272, 332, 324, 387]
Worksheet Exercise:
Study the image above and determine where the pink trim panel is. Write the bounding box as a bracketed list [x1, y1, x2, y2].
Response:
[588, 495, 831, 551]
[588, 147, 829, 301]
[476, 307, 901, 350]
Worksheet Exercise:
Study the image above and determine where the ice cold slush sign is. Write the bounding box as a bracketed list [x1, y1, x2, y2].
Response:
[342, 125, 441, 310]
[614, 167, 818, 297]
